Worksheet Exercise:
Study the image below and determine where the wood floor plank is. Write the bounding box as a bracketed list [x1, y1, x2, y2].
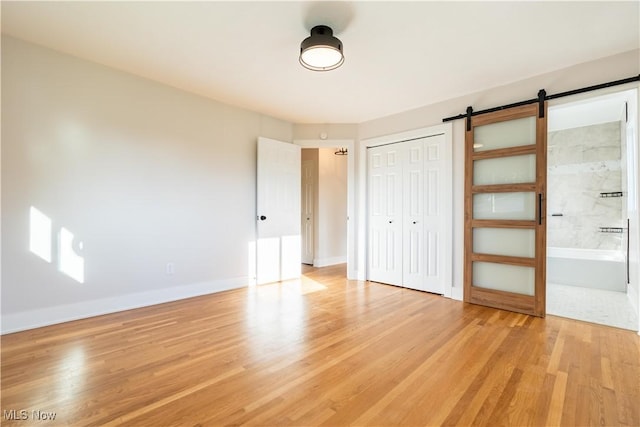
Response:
[545, 371, 568, 426]
[1, 264, 639, 426]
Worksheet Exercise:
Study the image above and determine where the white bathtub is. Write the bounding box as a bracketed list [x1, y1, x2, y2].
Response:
[547, 247, 626, 292]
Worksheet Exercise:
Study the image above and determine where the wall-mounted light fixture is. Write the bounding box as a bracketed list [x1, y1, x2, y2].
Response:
[334, 148, 348, 156]
[300, 25, 344, 71]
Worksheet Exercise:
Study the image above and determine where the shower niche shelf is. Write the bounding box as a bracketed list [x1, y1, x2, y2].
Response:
[599, 191, 623, 198]
[599, 227, 624, 233]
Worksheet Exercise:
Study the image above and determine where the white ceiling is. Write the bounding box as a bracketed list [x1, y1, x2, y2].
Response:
[2, 1, 638, 124]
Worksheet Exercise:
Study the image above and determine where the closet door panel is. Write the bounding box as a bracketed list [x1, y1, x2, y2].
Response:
[403, 140, 425, 290]
[368, 145, 403, 286]
[423, 136, 446, 294]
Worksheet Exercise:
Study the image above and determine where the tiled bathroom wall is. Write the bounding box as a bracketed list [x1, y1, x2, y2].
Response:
[547, 121, 623, 250]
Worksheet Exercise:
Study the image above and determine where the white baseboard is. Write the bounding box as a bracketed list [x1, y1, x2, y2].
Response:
[627, 284, 640, 334]
[1, 277, 247, 335]
[313, 256, 347, 268]
[451, 285, 464, 301]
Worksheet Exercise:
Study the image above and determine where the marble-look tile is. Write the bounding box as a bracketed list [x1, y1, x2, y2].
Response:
[548, 121, 620, 149]
[548, 145, 583, 165]
[547, 283, 638, 331]
[547, 121, 624, 250]
[583, 146, 621, 162]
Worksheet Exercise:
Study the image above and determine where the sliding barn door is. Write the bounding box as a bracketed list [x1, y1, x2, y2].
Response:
[464, 104, 547, 316]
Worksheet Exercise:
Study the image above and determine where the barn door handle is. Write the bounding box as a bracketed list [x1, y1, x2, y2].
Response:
[538, 194, 543, 225]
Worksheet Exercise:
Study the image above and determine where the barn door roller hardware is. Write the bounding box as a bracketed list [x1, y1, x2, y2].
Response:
[446, 74, 640, 127]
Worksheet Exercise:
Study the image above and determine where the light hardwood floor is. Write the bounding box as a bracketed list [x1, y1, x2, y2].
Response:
[2, 264, 639, 426]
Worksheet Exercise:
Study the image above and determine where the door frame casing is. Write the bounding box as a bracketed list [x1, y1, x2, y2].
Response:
[360, 123, 454, 298]
[294, 139, 356, 279]
[547, 86, 640, 333]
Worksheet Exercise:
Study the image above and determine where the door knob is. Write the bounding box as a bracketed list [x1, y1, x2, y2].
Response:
[259, 215, 267, 221]
[412, 221, 417, 224]
[389, 220, 393, 224]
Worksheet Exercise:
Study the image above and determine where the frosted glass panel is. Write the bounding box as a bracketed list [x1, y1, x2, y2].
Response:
[473, 228, 535, 257]
[474, 116, 536, 151]
[473, 262, 534, 295]
[474, 155, 536, 185]
[473, 192, 536, 220]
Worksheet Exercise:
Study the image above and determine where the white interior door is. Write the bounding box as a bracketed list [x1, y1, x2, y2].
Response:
[402, 140, 425, 290]
[368, 144, 403, 286]
[399, 135, 448, 293]
[301, 159, 314, 265]
[423, 135, 448, 294]
[257, 137, 301, 285]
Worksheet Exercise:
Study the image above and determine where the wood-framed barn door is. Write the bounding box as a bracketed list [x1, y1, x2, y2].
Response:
[464, 103, 547, 316]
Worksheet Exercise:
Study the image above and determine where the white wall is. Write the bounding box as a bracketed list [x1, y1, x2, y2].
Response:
[1, 37, 293, 333]
[315, 148, 348, 266]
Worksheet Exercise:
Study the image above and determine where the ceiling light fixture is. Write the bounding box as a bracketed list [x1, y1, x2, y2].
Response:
[299, 25, 344, 71]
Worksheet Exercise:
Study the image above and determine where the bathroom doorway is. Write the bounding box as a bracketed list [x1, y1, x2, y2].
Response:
[300, 147, 348, 269]
[546, 89, 639, 331]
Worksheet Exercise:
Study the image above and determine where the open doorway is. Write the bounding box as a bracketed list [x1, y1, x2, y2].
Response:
[300, 147, 348, 268]
[295, 139, 356, 279]
[546, 89, 639, 331]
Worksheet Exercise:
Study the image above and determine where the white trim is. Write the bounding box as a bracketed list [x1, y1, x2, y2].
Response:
[294, 139, 356, 280]
[361, 123, 452, 147]
[451, 285, 464, 301]
[1, 277, 247, 334]
[295, 139, 354, 148]
[359, 123, 456, 299]
[313, 256, 347, 267]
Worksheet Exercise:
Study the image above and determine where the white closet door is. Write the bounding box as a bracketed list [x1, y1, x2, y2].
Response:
[368, 133, 451, 294]
[402, 140, 426, 291]
[368, 145, 403, 286]
[423, 134, 447, 294]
